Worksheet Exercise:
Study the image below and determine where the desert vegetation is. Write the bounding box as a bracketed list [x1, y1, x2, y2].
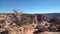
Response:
[0, 11, 60, 34]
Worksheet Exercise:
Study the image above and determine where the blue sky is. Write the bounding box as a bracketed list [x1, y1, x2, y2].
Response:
[0, 0, 60, 14]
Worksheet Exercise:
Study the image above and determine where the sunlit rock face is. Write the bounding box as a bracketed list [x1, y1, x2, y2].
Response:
[0, 11, 45, 25]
